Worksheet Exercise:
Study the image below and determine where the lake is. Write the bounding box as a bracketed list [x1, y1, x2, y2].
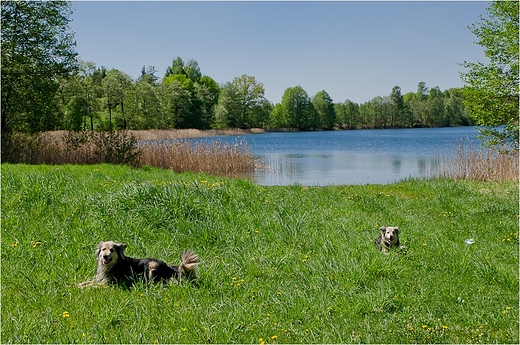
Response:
[195, 127, 482, 186]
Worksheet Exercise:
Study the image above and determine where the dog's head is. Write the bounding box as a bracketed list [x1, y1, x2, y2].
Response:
[96, 241, 127, 268]
[380, 226, 399, 245]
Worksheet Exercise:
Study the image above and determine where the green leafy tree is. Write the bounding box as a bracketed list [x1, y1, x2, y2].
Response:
[1, 0, 77, 133]
[280, 86, 314, 130]
[426, 86, 445, 127]
[165, 57, 186, 78]
[311, 90, 336, 130]
[161, 75, 194, 128]
[390, 86, 405, 128]
[215, 75, 268, 128]
[460, 0, 519, 151]
[102, 69, 133, 130]
[335, 100, 360, 129]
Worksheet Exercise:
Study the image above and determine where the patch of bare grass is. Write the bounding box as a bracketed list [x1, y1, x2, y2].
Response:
[431, 141, 519, 181]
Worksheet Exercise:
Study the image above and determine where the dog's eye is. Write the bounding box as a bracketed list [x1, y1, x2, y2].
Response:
[110, 248, 115, 252]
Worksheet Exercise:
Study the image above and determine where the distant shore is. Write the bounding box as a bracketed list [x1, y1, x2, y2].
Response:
[128, 128, 298, 141]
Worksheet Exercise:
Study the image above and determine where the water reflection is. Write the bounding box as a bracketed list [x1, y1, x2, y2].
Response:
[193, 127, 482, 185]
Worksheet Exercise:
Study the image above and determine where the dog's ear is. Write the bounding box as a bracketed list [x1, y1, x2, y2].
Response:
[115, 242, 127, 251]
[394, 227, 399, 235]
[380, 226, 387, 234]
[95, 242, 104, 256]
[114, 242, 127, 258]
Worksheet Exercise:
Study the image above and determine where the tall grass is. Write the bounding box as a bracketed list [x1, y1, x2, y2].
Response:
[1, 164, 518, 344]
[139, 139, 257, 175]
[431, 141, 519, 181]
[1, 131, 257, 177]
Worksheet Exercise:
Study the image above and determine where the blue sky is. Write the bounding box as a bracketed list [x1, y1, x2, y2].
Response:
[70, 1, 490, 104]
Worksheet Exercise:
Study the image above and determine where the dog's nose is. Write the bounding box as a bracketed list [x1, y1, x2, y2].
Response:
[103, 255, 109, 259]
[389, 235, 394, 240]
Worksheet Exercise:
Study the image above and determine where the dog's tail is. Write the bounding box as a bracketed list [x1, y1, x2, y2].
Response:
[178, 249, 199, 281]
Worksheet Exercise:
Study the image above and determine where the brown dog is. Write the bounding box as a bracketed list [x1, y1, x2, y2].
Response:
[375, 226, 400, 253]
[79, 241, 199, 287]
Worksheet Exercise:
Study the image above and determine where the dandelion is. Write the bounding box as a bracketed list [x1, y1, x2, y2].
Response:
[276, 291, 282, 295]
[62, 311, 70, 318]
[259, 337, 265, 345]
[327, 306, 333, 311]
[442, 325, 449, 330]
[32, 241, 42, 248]
[11, 242, 18, 247]
[271, 335, 278, 340]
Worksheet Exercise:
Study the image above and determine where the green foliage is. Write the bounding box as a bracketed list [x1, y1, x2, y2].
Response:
[459, 0, 519, 152]
[1, 164, 518, 343]
[311, 90, 335, 130]
[280, 86, 315, 130]
[1, 0, 77, 133]
[214, 75, 270, 129]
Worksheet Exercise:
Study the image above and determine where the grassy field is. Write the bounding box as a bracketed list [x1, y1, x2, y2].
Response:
[1, 163, 518, 344]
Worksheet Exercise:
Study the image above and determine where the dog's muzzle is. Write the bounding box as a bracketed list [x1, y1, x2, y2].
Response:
[102, 256, 112, 265]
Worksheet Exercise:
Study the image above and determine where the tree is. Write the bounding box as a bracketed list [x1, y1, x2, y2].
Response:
[1, 1, 77, 133]
[311, 90, 336, 130]
[165, 57, 186, 78]
[280, 86, 314, 130]
[138, 65, 159, 85]
[215, 75, 268, 128]
[390, 86, 405, 128]
[459, 0, 519, 151]
[102, 69, 133, 130]
[161, 75, 194, 128]
[426, 86, 445, 127]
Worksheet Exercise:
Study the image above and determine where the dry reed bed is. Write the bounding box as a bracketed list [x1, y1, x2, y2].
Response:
[431, 143, 519, 181]
[138, 139, 257, 174]
[129, 128, 266, 141]
[1, 131, 257, 176]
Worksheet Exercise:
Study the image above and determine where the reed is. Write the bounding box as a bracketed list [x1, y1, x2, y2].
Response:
[138, 138, 257, 176]
[431, 140, 519, 181]
[129, 128, 266, 141]
[1, 131, 257, 177]
[1, 131, 141, 165]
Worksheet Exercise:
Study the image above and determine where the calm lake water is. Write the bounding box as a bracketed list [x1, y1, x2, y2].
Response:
[196, 127, 482, 186]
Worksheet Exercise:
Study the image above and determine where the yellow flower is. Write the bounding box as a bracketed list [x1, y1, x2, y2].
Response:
[11, 242, 18, 247]
[62, 311, 70, 318]
[259, 337, 265, 345]
[271, 335, 278, 340]
[32, 241, 42, 248]
[442, 325, 449, 329]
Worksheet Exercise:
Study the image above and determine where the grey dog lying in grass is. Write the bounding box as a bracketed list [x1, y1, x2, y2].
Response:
[79, 241, 199, 287]
[375, 226, 400, 253]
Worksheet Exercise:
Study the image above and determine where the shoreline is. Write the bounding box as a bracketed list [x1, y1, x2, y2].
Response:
[128, 128, 298, 141]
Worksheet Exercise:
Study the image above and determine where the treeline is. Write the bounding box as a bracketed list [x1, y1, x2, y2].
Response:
[0, 0, 471, 134]
[0, 1, 473, 136]
[39, 58, 472, 132]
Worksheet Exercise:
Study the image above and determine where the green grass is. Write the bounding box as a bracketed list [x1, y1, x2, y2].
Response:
[1, 163, 518, 344]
